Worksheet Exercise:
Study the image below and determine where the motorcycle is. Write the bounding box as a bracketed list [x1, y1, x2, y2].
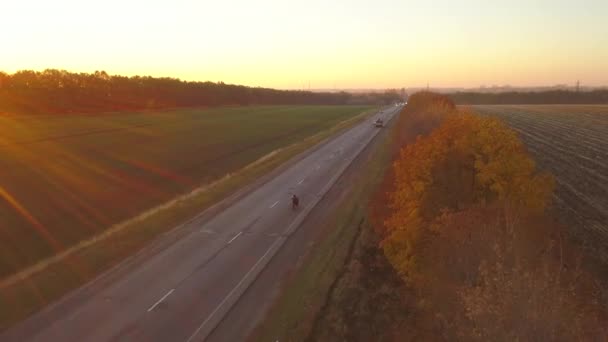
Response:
[291, 195, 299, 210]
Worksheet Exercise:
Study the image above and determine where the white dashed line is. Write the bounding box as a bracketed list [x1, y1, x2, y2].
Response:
[185, 240, 279, 342]
[228, 231, 243, 244]
[148, 289, 174, 312]
[270, 201, 279, 208]
[298, 179, 305, 185]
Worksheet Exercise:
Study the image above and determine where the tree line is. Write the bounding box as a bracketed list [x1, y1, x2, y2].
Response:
[447, 89, 608, 104]
[369, 92, 607, 340]
[0, 69, 402, 114]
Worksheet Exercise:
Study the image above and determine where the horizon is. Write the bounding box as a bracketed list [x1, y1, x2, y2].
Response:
[3, 0, 608, 89]
[3, 68, 606, 92]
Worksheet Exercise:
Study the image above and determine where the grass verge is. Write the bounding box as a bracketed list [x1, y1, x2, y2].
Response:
[251, 113, 395, 342]
[0, 107, 377, 331]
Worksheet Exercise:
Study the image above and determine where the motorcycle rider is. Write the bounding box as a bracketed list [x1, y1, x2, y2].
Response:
[291, 194, 299, 209]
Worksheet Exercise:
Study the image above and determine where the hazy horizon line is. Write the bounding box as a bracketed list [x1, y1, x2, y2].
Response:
[2, 68, 606, 93]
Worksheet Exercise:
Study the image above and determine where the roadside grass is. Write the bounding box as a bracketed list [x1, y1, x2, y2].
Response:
[0, 106, 377, 331]
[251, 114, 394, 342]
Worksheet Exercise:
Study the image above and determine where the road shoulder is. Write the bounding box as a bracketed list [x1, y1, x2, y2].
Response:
[208, 110, 396, 342]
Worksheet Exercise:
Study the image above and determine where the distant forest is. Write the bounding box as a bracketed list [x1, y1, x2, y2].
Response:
[448, 90, 608, 105]
[0, 69, 402, 114]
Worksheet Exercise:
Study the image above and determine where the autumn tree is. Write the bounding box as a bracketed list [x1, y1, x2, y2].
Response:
[370, 92, 455, 239]
[372, 92, 606, 340]
[383, 110, 554, 279]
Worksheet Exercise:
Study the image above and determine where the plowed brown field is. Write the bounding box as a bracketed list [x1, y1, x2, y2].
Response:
[472, 105, 608, 258]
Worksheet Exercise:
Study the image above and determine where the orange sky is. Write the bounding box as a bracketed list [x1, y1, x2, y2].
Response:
[2, 0, 607, 89]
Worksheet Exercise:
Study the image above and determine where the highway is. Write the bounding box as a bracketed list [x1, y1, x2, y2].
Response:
[1, 105, 401, 342]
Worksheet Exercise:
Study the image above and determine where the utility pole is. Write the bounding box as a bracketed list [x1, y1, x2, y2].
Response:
[576, 80, 580, 93]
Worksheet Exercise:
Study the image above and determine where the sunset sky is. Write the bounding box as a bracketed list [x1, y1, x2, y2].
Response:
[2, 0, 607, 89]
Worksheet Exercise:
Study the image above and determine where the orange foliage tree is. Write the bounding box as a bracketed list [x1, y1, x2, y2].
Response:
[383, 110, 554, 279]
[370, 92, 455, 239]
[368, 92, 606, 339]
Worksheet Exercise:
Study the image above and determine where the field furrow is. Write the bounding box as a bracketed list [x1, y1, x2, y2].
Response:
[473, 105, 608, 258]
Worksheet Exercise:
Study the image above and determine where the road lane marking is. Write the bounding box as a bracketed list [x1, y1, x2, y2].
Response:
[269, 201, 279, 208]
[297, 178, 305, 185]
[184, 113, 388, 341]
[185, 240, 280, 342]
[148, 289, 174, 312]
[227, 231, 243, 244]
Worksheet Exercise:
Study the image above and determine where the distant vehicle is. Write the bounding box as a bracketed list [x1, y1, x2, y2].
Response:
[374, 118, 384, 127]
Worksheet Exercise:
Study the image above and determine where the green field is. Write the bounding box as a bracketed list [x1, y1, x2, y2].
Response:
[0, 105, 373, 279]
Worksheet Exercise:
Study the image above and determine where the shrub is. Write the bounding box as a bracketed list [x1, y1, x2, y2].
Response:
[422, 206, 608, 341]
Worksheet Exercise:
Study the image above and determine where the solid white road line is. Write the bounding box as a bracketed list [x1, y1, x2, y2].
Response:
[185, 239, 280, 342]
[269, 200, 279, 208]
[147, 289, 174, 312]
[227, 231, 243, 244]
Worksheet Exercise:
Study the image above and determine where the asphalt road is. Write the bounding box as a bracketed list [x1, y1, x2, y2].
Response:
[1, 105, 401, 342]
